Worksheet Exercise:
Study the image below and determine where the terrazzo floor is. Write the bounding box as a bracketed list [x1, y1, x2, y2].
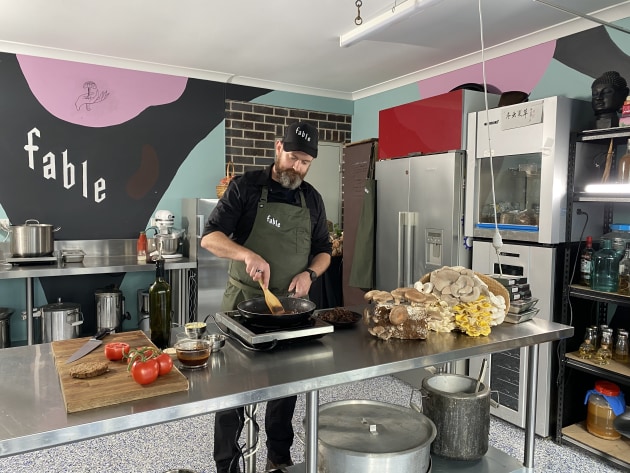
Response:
[0, 375, 624, 473]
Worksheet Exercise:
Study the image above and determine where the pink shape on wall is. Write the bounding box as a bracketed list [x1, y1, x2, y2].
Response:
[418, 41, 556, 99]
[17, 55, 188, 127]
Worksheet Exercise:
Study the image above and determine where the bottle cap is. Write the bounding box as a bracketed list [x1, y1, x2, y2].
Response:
[594, 380, 621, 397]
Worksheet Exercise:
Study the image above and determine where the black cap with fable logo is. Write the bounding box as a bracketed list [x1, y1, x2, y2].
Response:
[282, 121, 318, 158]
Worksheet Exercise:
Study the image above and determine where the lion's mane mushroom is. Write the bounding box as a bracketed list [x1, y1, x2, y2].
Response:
[389, 305, 409, 325]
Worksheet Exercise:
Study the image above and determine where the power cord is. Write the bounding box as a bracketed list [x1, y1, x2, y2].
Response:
[555, 209, 589, 387]
[476, 0, 503, 272]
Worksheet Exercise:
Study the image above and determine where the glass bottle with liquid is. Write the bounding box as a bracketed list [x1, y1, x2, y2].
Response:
[591, 239, 620, 292]
[137, 231, 147, 262]
[578, 327, 597, 359]
[618, 138, 630, 184]
[593, 329, 613, 365]
[149, 257, 171, 349]
[580, 236, 594, 287]
[614, 329, 629, 362]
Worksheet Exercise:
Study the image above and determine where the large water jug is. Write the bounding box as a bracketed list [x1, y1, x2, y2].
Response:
[591, 239, 621, 292]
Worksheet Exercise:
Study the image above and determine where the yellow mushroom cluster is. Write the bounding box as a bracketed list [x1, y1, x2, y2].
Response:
[453, 297, 494, 337]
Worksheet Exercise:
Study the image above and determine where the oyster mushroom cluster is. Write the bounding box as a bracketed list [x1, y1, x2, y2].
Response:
[415, 266, 507, 335]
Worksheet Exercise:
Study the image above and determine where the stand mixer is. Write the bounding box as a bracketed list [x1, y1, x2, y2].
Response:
[146, 210, 185, 258]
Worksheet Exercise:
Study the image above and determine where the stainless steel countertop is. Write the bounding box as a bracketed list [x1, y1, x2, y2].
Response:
[0, 255, 196, 279]
[0, 315, 573, 457]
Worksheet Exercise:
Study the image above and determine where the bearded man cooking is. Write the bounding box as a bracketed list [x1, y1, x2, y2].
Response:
[201, 121, 332, 472]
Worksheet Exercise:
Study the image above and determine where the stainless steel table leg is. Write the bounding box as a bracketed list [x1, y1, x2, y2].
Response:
[305, 390, 319, 473]
[245, 403, 257, 473]
[524, 343, 540, 468]
[26, 277, 33, 345]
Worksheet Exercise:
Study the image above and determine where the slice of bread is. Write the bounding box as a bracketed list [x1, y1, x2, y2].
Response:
[69, 361, 109, 379]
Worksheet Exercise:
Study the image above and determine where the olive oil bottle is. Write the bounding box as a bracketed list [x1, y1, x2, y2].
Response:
[149, 257, 171, 349]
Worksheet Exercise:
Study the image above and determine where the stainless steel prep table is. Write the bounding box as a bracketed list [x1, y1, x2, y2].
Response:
[0, 255, 196, 343]
[0, 316, 572, 472]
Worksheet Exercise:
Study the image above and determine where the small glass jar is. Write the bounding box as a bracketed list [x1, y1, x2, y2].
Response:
[614, 329, 629, 362]
[593, 330, 613, 365]
[586, 380, 622, 440]
[578, 327, 597, 359]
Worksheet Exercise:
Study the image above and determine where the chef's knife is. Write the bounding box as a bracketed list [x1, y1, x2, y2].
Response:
[65, 328, 111, 364]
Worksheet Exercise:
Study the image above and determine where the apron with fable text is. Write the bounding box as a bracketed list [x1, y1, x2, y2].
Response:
[222, 186, 311, 310]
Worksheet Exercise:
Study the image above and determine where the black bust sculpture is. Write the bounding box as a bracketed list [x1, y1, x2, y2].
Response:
[591, 71, 629, 129]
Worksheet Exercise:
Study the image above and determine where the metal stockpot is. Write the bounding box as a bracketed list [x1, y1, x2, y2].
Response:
[0, 308, 13, 348]
[10, 219, 61, 257]
[316, 400, 436, 473]
[21, 308, 43, 344]
[421, 373, 490, 461]
[95, 287, 130, 332]
[41, 300, 83, 342]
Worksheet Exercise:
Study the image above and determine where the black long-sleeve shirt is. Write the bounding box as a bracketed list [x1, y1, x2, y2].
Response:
[203, 165, 332, 258]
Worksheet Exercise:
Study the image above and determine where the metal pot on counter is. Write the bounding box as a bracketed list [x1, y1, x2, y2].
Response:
[41, 300, 83, 342]
[0, 307, 14, 348]
[8, 219, 61, 257]
[95, 286, 131, 332]
[314, 400, 436, 473]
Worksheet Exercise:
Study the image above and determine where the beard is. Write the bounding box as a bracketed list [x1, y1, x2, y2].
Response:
[275, 159, 304, 190]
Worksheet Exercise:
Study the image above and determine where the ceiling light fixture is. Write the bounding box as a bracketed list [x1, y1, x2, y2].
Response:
[339, 0, 442, 47]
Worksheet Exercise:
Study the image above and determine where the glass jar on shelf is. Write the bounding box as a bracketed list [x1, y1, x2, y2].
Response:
[593, 329, 613, 365]
[614, 329, 629, 362]
[578, 327, 597, 359]
[618, 242, 630, 295]
[591, 239, 621, 292]
[585, 380, 625, 440]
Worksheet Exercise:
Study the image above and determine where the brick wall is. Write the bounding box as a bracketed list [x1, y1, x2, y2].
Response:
[225, 100, 352, 174]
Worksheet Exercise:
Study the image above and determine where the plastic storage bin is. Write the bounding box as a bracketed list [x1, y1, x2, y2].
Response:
[602, 223, 630, 254]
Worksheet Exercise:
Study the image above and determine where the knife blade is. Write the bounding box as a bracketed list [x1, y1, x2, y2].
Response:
[65, 328, 111, 364]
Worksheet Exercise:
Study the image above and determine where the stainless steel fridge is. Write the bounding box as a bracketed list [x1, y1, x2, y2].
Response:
[181, 198, 229, 322]
[375, 150, 470, 291]
[375, 151, 470, 385]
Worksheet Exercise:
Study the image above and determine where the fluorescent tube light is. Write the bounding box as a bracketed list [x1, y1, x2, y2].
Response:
[584, 183, 630, 194]
[339, 0, 442, 47]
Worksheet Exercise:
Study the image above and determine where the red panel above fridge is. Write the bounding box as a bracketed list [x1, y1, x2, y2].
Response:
[378, 89, 498, 160]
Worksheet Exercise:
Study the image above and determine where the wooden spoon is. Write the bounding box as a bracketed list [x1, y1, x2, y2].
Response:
[258, 279, 285, 315]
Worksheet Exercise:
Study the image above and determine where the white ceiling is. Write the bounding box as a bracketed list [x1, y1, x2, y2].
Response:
[1, 0, 629, 100]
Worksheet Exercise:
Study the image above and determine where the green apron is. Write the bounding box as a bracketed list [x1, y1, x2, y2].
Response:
[221, 186, 311, 310]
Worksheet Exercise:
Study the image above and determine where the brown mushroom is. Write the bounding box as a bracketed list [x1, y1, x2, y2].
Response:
[391, 287, 408, 304]
[405, 288, 427, 305]
[389, 305, 409, 325]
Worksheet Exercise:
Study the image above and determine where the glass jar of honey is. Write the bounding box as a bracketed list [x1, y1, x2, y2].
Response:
[585, 380, 624, 440]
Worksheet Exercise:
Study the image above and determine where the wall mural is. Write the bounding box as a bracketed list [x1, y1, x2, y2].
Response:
[0, 53, 269, 240]
[0, 53, 269, 334]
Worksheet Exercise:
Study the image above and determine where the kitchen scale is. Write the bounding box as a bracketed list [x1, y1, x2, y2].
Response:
[213, 310, 334, 349]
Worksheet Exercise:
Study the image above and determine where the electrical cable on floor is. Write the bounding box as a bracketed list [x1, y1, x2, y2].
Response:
[476, 0, 503, 275]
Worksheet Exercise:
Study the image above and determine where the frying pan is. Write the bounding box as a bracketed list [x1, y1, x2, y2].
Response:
[237, 297, 316, 327]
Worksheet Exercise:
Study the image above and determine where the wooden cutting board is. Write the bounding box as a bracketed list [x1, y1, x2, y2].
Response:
[51, 330, 189, 413]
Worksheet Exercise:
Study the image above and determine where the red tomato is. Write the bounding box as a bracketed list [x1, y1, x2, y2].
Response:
[104, 342, 130, 361]
[130, 358, 160, 385]
[155, 353, 173, 376]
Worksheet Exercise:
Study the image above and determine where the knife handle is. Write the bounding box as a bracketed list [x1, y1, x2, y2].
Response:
[93, 328, 112, 340]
